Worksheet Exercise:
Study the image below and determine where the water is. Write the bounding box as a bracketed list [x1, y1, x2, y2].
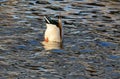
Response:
[0, 0, 120, 79]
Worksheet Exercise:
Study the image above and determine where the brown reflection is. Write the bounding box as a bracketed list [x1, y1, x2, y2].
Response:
[41, 41, 63, 50]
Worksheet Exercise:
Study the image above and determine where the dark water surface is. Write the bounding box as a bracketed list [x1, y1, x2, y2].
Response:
[0, 0, 120, 79]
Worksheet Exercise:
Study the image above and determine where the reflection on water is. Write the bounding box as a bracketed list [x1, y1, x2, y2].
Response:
[42, 41, 63, 50]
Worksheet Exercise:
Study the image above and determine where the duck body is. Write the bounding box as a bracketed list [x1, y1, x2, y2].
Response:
[44, 16, 63, 42]
[45, 24, 61, 42]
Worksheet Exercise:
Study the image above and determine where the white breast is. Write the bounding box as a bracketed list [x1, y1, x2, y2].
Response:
[44, 24, 61, 42]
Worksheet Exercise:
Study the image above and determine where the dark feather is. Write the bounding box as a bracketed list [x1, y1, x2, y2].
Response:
[44, 16, 59, 27]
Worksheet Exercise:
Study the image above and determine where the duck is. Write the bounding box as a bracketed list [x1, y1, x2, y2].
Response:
[44, 16, 63, 42]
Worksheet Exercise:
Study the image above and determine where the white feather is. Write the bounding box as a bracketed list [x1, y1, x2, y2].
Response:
[44, 16, 50, 23]
[44, 24, 61, 42]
